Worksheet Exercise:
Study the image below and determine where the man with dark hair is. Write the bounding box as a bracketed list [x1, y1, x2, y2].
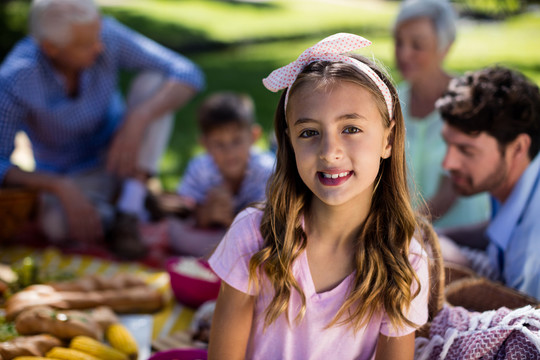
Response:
[436, 66, 540, 299]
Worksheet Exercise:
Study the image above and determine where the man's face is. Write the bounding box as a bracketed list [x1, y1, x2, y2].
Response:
[43, 17, 103, 71]
[441, 123, 508, 197]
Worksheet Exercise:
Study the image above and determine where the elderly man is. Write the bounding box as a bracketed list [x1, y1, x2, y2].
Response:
[0, 0, 205, 259]
[436, 66, 540, 299]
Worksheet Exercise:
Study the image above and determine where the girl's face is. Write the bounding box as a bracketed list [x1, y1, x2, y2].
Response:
[287, 81, 394, 210]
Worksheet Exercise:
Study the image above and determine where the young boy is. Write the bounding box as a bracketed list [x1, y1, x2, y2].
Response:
[167, 92, 275, 257]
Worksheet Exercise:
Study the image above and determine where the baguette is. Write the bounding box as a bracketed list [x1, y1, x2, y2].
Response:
[0, 334, 61, 359]
[5, 282, 164, 321]
[14, 306, 102, 340]
[47, 274, 147, 292]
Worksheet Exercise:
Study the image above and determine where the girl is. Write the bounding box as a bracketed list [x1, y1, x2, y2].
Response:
[208, 33, 437, 360]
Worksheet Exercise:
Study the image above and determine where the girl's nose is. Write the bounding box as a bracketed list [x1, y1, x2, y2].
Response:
[319, 134, 342, 161]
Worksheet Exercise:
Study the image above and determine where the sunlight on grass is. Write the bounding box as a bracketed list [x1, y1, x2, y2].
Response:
[100, 0, 399, 46]
[94, 0, 540, 189]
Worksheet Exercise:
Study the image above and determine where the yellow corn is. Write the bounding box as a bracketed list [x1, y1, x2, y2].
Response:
[45, 347, 101, 360]
[13, 358, 56, 360]
[106, 323, 138, 358]
[70, 336, 128, 360]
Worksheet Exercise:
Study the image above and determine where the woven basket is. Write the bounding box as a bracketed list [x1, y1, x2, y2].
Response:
[445, 277, 539, 312]
[0, 188, 38, 242]
[444, 263, 478, 286]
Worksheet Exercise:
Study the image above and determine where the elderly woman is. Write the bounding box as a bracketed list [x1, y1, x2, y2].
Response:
[394, 0, 490, 229]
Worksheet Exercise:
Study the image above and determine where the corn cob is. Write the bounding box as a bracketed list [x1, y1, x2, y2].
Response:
[106, 323, 138, 358]
[45, 347, 101, 360]
[70, 336, 128, 360]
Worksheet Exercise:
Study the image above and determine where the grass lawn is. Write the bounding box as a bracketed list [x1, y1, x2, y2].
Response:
[4, 0, 540, 189]
[103, 1, 538, 189]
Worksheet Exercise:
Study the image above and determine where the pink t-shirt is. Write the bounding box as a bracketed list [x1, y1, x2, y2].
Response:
[209, 207, 429, 360]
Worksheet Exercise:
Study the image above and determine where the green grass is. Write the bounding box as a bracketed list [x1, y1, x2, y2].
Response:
[110, 1, 536, 190]
[100, 0, 399, 49]
[3, 0, 540, 189]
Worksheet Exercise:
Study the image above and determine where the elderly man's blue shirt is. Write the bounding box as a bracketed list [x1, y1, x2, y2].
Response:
[0, 16, 204, 182]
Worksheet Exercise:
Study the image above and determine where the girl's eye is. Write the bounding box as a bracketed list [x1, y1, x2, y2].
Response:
[299, 129, 318, 138]
[343, 126, 361, 134]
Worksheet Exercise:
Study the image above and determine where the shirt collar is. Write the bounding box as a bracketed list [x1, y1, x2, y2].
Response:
[487, 153, 540, 250]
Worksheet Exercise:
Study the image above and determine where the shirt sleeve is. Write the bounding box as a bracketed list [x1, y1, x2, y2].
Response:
[380, 237, 429, 337]
[177, 155, 215, 205]
[236, 151, 275, 210]
[505, 220, 540, 299]
[103, 17, 205, 91]
[208, 208, 264, 296]
[0, 77, 26, 184]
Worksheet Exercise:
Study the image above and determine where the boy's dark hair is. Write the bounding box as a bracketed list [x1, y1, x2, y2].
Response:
[436, 66, 540, 159]
[197, 92, 255, 135]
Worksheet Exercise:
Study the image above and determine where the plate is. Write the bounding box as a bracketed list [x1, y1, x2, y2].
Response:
[119, 314, 153, 360]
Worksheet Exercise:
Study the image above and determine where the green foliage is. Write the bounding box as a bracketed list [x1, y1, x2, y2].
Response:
[0, 315, 18, 342]
[454, 0, 525, 19]
[0, 0, 29, 61]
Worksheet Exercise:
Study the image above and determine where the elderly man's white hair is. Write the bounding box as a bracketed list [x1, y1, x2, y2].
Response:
[394, 0, 457, 51]
[30, 0, 99, 47]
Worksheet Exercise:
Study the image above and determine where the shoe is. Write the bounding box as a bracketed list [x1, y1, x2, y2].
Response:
[108, 212, 147, 260]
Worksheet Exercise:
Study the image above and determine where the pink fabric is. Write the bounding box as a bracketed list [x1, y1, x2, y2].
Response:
[262, 33, 393, 119]
[416, 305, 540, 360]
[209, 208, 429, 360]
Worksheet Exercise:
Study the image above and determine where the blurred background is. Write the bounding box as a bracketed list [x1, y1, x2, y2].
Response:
[2, 0, 539, 190]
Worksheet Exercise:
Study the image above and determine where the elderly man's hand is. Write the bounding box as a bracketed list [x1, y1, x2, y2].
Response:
[55, 178, 104, 244]
[106, 111, 147, 178]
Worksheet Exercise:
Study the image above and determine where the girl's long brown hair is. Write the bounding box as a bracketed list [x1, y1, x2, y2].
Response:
[249, 55, 437, 331]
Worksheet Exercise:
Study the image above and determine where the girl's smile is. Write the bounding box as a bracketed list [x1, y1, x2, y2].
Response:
[318, 170, 353, 186]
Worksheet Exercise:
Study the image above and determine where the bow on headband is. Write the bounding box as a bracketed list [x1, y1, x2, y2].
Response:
[262, 33, 393, 120]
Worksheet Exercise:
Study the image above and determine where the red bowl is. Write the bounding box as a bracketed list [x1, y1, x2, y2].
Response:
[149, 349, 208, 360]
[166, 257, 221, 308]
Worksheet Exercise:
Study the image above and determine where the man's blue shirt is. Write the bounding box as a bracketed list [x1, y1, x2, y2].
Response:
[486, 153, 540, 299]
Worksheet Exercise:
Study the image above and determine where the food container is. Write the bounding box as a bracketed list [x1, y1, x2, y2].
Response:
[166, 257, 221, 308]
[0, 188, 37, 242]
[148, 348, 208, 360]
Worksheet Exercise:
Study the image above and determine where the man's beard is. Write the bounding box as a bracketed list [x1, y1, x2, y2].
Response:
[450, 158, 507, 197]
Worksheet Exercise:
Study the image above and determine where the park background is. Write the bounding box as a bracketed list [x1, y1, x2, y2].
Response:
[1, 0, 539, 190]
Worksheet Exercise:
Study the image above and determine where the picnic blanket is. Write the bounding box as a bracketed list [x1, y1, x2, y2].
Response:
[415, 304, 540, 360]
[0, 246, 195, 341]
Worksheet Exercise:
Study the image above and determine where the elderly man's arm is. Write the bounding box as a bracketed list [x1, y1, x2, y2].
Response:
[3, 166, 104, 244]
[106, 80, 197, 177]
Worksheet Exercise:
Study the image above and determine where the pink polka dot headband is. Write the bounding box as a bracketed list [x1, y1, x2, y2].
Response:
[262, 33, 393, 120]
